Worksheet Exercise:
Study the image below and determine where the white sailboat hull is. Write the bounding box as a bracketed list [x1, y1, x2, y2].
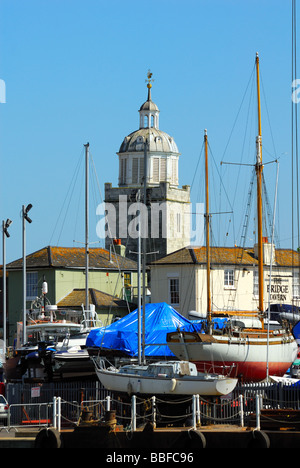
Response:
[167, 332, 298, 382]
[93, 360, 238, 396]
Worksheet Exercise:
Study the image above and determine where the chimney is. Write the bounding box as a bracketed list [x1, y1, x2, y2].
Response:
[113, 238, 126, 257]
[254, 237, 276, 265]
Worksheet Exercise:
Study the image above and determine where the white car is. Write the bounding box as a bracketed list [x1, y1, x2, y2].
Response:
[0, 395, 9, 425]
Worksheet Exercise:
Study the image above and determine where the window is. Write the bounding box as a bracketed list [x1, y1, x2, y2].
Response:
[172, 160, 178, 185]
[123, 272, 132, 301]
[160, 158, 166, 180]
[120, 158, 127, 184]
[224, 269, 234, 289]
[169, 278, 180, 305]
[253, 271, 259, 297]
[132, 158, 139, 184]
[153, 158, 159, 183]
[27, 272, 38, 300]
[152, 158, 167, 184]
[124, 272, 131, 288]
[176, 213, 181, 233]
[293, 272, 300, 298]
[139, 159, 144, 182]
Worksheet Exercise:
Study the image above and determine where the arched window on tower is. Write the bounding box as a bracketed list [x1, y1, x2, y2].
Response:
[144, 115, 149, 128]
[151, 115, 154, 127]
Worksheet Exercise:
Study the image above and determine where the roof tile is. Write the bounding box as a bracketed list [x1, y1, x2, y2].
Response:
[7, 246, 137, 270]
[57, 288, 136, 310]
[151, 246, 300, 267]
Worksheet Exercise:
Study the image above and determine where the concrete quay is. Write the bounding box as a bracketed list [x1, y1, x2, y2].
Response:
[1, 425, 300, 448]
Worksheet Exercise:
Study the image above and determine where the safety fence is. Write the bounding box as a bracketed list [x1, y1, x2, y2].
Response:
[2, 379, 300, 431]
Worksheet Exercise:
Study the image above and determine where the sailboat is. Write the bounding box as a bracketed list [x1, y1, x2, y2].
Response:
[166, 54, 298, 383]
[92, 77, 238, 396]
[51, 143, 104, 379]
[92, 357, 238, 396]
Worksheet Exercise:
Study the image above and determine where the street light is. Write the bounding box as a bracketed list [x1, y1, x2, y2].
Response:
[2, 218, 12, 355]
[22, 204, 32, 345]
[23, 204, 33, 223]
[3, 219, 12, 238]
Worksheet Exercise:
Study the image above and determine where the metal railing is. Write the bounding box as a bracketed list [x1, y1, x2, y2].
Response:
[0, 393, 264, 432]
[5, 402, 53, 431]
[3, 379, 300, 431]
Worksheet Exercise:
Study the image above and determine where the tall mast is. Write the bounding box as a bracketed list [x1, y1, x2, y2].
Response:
[204, 129, 212, 325]
[137, 188, 142, 366]
[255, 53, 264, 314]
[84, 142, 90, 312]
[142, 137, 148, 365]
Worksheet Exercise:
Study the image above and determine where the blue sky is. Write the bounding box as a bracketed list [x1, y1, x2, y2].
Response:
[0, 0, 298, 262]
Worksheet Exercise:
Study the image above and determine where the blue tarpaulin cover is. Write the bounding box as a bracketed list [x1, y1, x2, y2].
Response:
[86, 302, 227, 358]
[292, 321, 300, 342]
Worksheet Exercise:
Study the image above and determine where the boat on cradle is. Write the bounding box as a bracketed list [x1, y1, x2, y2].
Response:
[50, 305, 103, 380]
[167, 322, 297, 382]
[4, 302, 98, 381]
[167, 54, 298, 383]
[91, 74, 238, 397]
[92, 358, 237, 396]
[52, 346, 94, 380]
[86, 302, 198, 362]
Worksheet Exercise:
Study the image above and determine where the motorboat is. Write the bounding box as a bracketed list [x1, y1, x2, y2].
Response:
[4, 303, 99, 381]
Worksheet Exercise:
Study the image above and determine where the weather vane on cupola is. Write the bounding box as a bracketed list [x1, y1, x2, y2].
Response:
[145, 70, 154, 102]
[146, 70, 154, 89]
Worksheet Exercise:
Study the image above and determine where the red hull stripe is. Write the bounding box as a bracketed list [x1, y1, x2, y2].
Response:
[195, 361, 291, 382]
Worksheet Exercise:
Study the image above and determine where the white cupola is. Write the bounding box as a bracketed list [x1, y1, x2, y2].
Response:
[117, 71, 180, 188]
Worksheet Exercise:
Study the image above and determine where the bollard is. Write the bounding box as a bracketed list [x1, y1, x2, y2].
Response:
[255, 394, 260, 431]
[131, 395, 136, 431]
[196, 394, 201, 427]
[239, 394, 244, 428]
[53, 397, 57, 429]
[57, 397, 61, 432]
[192, 395, 197, 429]
[106, 395, 111, 412]
[152, 396, 156, 429]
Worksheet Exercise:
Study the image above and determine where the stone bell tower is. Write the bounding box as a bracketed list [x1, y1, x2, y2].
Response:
[104, 71, 191, 263]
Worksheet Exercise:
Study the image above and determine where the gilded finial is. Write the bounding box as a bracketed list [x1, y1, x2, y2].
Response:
[146, 69, 154, 89]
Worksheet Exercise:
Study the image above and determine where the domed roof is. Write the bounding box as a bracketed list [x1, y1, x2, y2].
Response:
[139, 98, 159, 112]
[119, 127, 179, 154]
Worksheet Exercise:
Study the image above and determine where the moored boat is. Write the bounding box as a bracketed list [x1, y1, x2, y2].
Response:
[92, 358, 237, 396]
[167, 322, 297, 381]
[166, 54, 298, 382]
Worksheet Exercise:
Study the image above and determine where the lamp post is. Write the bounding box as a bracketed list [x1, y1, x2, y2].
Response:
[2, 218, 12, 355]
[22, 204, 32, 345]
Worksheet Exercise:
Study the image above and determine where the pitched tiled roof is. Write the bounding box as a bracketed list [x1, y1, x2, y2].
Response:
[7, 246, 137, 271]
[57, 288, 136, 311]
[274, 249, 300, 267]
[151, 246, 300, 267]
[193, 247, 256, 265]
